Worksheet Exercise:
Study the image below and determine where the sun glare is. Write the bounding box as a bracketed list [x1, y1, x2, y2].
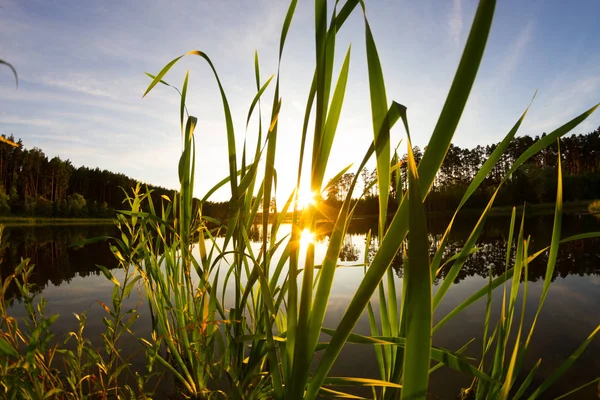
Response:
[297, 188, 317, 210]
[300, 228, 315, 249]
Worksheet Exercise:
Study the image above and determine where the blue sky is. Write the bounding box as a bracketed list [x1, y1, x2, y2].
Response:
[1, 0, 599, 202]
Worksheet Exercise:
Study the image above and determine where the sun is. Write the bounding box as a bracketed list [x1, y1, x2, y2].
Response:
[297, 187, 318, 210]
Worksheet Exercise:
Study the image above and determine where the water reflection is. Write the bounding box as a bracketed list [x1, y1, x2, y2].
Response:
[0, 215, 599, 398]
[0, 224, 118, 299]
[339, 236, 360, 262]
[2, 215, 600, 296]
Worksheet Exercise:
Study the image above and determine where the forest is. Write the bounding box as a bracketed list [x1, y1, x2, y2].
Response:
[0, 135, 173, 217]
[325, 126, 600, 216]
[1, 126, 599, 219]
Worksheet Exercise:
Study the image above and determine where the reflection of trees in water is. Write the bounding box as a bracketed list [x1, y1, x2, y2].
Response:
[5, 213, 597, 300]
[339, 236, 360, 262]
[0, 225, 118, 299]
[431, 236, 600, 283]
[320, 214, 600, 283]
[247, 224, 261, 242]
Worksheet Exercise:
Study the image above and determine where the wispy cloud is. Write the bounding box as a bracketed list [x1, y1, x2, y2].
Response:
[493, 21, 534, 87]
[448, 0, 463, 46]
[0, 115, 58, 128]
[37, 75, 117, 99]
[525, 73, 600, 135]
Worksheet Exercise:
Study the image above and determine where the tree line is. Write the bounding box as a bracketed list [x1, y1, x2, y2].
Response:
[0, 135, 173, 218]
[324, 126, 600, 214]
[3, 126, 598, 219]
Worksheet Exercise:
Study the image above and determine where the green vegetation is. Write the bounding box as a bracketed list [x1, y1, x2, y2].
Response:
[1, 0, 600, 399]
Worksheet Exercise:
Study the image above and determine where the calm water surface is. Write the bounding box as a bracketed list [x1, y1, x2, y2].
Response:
[2, 215, 599, 399]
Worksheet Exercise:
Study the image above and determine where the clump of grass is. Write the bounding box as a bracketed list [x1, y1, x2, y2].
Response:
[0, 221, 154, 399]
[0, 0, 599, 398]
[0, 258, 62, 399]
[139, 0, 599, 398]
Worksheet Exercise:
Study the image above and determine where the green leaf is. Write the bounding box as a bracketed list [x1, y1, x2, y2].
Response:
[123, 275, 142, 299]
[401, 139, 432, 400]
[0, 337, 19, 358]
[321, 377, 402, 388]
[97, 264, 120, 287]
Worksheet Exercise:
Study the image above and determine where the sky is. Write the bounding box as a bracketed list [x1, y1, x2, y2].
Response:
[1, 0, 599, 203]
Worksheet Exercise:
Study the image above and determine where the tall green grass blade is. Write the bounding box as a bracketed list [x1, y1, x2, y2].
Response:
[418, 0, 495, 195]
[310, 5, 497, 388]
[313, 45, 352, 188]
[401, 140, 432, 400]
[432, 189, 498, 310]
[304, 102, 412, 400]
[278, 0, 298, 60]
[500, 239, 529, 400]
[245, 74, 274, 131]
[506, 104, 599, 179]
[429, 339, 475, 374]
[180, 70, 188, 132]
[321, 377, 402, 388]
[512, 358, 541, 400]
[457, 93, 535, 210]
[524, 140, 562, 348]
[359, 3, 390, 238]
[144, 50, 240, 195]
[320, 387, 369, 399]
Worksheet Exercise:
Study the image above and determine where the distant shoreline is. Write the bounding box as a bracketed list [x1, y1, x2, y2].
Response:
[0, 217, 114, 226]
[277, 200, 595, 223]
[0, 199, 594, 227]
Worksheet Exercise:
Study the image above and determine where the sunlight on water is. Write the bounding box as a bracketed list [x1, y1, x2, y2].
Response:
[300, 228, 315, 250]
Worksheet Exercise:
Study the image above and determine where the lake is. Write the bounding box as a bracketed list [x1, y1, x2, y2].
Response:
[2, 215, 599, 399]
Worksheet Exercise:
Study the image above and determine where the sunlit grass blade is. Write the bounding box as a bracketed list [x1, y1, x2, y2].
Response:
[321, 377, 402, 388]
[312, 45, 352, 188]
[303, 103, 413, 400]
[144, 50, 240, 195]
[500, 238, 529, 400]
[307, 4, 497, 391]
[432, 189, 499, 310]
[319, 387, 369, 399]
[524, 140, 562, 348]
[359, 2, 390, 237]
[506, 104, 599, 179]
[245, 74, 274, 130]
[400, 139, 432, 400]
[417, 0, 495, 194]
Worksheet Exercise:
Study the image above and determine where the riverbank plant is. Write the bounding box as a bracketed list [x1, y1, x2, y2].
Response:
[137, 0, 600, 398]
[0, 0, 599, 398]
